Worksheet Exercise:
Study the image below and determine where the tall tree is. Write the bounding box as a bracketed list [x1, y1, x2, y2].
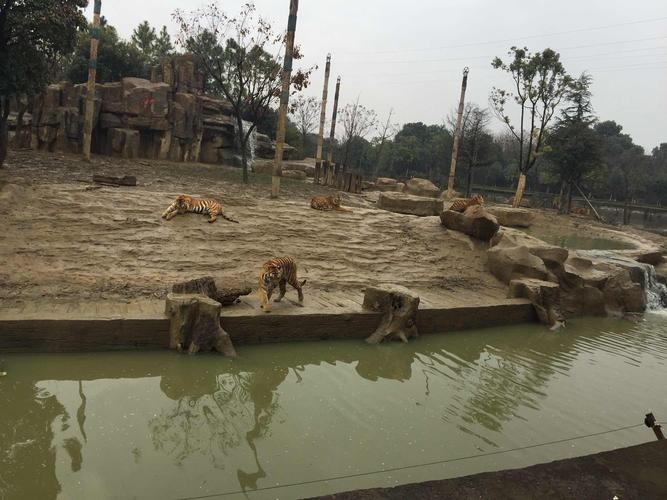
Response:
[130, 21, 173, 72]
[131, 21, 156, 55]
[340, 99, 377, 169]
[66, 18, 146, 83]
[490, 47, 571, 207]
[289, 95, 319, 158]
[458, 105, 492, 197]
[0, 0, 86, 167]
[373, 108, 396, 178]
[174, 2, 314, 183]
[545, 73, 602, 213]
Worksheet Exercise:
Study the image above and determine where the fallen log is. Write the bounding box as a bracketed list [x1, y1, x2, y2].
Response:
[440, 205, 500, 241]
[92, 175, 137, 186]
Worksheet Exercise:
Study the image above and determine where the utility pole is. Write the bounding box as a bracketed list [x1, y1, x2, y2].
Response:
[82, 0, 102, 161]
[314, 54, 331, 185]
[447, 67, 469, 198]
[272, 0, 299, 199]
[325, 76, 341, 185]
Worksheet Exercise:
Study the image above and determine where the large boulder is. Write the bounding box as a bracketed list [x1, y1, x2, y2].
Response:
[488, 245, 550, 284]
[404, 178, 440, 198]
[376, 177, 404, 192]
[378, 192, 444, 216]
[486, 207, 536, 228]
[440, 205, 500, 241]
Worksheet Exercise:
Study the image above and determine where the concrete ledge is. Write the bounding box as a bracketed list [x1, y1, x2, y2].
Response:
[309, 440, 667, 500]
[0, 299, 535, 353]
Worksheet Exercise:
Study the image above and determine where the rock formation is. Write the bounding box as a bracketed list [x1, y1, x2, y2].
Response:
[363, 285, 420, 344]
[378, 192, 444, 216]
[404, 177, 441, 198]
[12, 55, 293, 166]
[486, 207, 536, 228]
[440, 205, 500, 241]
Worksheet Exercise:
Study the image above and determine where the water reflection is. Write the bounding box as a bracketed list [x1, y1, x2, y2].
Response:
[1, 315, 663, 499]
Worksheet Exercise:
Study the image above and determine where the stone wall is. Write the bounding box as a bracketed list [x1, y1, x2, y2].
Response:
[10, 55, 292, 165]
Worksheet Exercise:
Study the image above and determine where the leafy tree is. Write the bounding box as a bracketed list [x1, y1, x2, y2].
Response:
[174, 2, 314, 182]
[66, 17, 146, 83]
[490, 47, 571, 206]
[130, 21, 173, 73]
[0, 0, 86, 167]
[545, 73, 602, 213]
[594, 120, 646, 223]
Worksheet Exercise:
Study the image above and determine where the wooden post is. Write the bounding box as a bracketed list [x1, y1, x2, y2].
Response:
[574, 183, 605, 223]
[645, 412, 665, 441]
[82, 0, 102, 160]
[325, 76, 341, 185]
[447, 67, 469, 197]
[271, 0, 299, 199]
[315, 54, 331, 185]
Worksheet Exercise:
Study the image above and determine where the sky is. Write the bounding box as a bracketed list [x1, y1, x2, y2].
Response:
[85, 0, 667, 152]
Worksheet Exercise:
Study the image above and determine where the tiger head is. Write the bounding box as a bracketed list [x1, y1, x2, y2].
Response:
[175, 194, 193, 209]
[262, 264, 282, 288]
[470, 194, 484, 206]
[332, 192, 342, 206]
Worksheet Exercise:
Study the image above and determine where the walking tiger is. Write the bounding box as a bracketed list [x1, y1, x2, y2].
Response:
[310, 192, 352, 212]
[161, 195, 239, 223]
[258, 256, 306, 313]
[448, 194, 484, 213]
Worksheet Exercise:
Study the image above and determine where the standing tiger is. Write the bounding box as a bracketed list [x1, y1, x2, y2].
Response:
[161, 194, 239, 223]
[310, 192, 352, 212]
[448, 194, 484, 213]
[258, 256, 306, 313]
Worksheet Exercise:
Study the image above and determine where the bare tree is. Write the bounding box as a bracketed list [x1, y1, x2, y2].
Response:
[173, 2, 314, 183]
[289, 95, 319, 157]
[459, 106, 491, 197]
[340, 98, 377, 168]
[373, 108, 397, 178]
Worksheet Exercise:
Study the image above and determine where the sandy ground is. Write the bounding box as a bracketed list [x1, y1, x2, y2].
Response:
[2, 150, 664, 309]
[0, 150, 505, 308]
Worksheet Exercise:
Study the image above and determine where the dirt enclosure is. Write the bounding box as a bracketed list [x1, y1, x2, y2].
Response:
[0, 151, 506, 308]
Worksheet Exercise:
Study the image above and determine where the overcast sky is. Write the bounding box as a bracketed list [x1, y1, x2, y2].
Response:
[86, 0, 667, 152]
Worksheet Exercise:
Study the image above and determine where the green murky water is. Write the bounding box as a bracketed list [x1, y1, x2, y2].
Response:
[2, 314, 667, 500]
[523, 230, 634, 251]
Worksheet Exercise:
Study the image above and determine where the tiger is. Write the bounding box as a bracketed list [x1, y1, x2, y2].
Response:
[448, 194, 484, 213]
[310, 192, 352, 212]
[161, 194, 239, 224]
[258, 256, 306, 313]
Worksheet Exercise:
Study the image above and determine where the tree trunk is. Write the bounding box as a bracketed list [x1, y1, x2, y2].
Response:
[236, 116, 248, 183]
[512, 173, 527, 208]
[566, 182, 573, 213]
[0, 98, 9, 168]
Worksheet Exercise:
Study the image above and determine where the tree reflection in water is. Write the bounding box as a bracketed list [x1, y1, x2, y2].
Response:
[150, 366, 288, 493]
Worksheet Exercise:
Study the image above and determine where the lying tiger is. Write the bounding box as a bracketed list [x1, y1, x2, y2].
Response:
[161, 194, 239, 223]
[310, 192, 352, 212]
[258, 256, 306, 313]
[449, 194, 484, 213]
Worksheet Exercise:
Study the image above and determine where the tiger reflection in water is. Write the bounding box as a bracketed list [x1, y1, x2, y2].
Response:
[150, 373, 257, 470]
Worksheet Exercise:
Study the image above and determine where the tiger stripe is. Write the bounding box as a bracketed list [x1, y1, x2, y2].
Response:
[161, 194, 239, 223]
[258, 256, 306, 312]
[449, 194, 484, 213]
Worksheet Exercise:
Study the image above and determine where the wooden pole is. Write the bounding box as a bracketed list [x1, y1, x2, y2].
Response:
[574, 183, 605, 223]
[82, 0, 102, 161]
[325, 76, 341, 185]
[314, 54, 331, 185]
[644, 412, 665, 441]
[447, 67, 469, 197]
[271, 0, 299, 199]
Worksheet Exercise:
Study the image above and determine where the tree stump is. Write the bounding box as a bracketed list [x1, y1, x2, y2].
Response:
[440, 205, 500, 241]
[165, 294, 237, 356]
[509, 278, 565, 330]
[363, 285, 420, 344]
[172, 277, 251, 306]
